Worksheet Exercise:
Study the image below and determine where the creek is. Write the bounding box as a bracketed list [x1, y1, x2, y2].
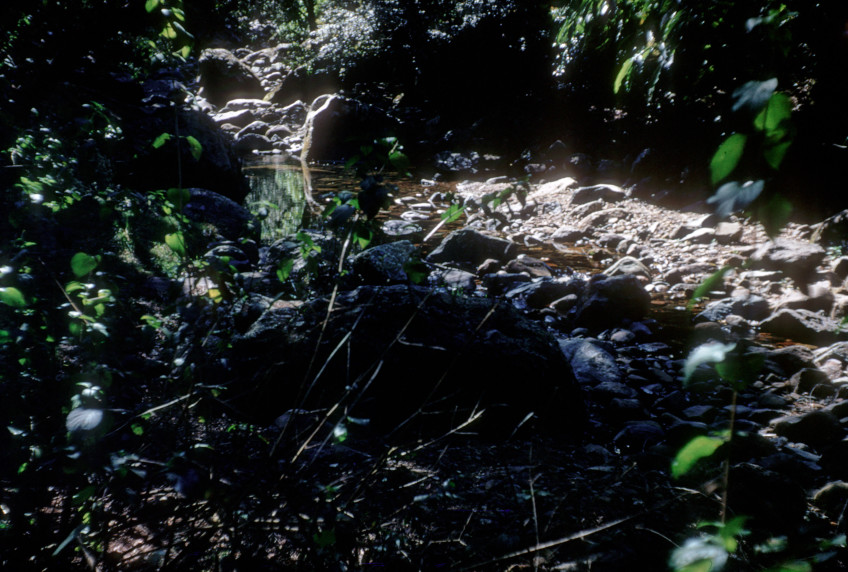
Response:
[244, 154, 704, 349]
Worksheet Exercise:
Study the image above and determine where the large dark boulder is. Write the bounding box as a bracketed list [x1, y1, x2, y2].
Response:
[198, 48, 265, 107]
[305, 95, 401, 162]
[573, 274, 652, 331]
[760, 308, 847, 346]
[427, 228, 518, 269]
[229, 285, 585, 435]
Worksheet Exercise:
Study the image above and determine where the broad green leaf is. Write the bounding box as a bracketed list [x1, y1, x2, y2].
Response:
[313, 528, 336, 548]
[389, 150, 411, 174]
[276, 259, 294, 283]
[145, 0, 160, 13]
[171, 20, 193, 39]
[732, 78, 778, 113]
[672, 435, 726, 478]
[344, 155, 360, 170]
[715, 352, 764, 388]
[165, 232, 186, 257]
[160, 22, 178, 40]
[167, 187, 190, 211]
[716, 516, 749, 552]
[72, 485, 96, 506]
[140, 314, 162, 329]
[184, 135, 202, 161]
[710, 134, 747, 185]
[353, 224, 373, 250]
[614, 57, 634, 94]
[176, 43, 192, 60]
[754, 93, 792, 133]
[0, 287, 27, 308]
[403, 258, 429, 284]
[707, 180, 764, 217]
[764, 140, 792, 170]
[688, 266, 733, 310]
[152, 132, 172, 149]
[757, 193, 792, 239]
[71, 252, 100, 278]
[441, 204, 466, 224]
[683, 342, 737, 383]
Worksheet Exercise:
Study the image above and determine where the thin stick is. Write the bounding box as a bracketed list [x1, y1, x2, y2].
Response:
[459, 515, 633, 571]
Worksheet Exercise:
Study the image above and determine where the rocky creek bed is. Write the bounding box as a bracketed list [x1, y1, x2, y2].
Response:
[138, 164, 848, 569]
[94, 49, 848, 569]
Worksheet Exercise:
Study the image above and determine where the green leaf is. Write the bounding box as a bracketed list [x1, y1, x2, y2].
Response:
[688, 265, 733, 310]
[756, 194, 792, 239]
[715, 516, 749, 552]
[184, 135, 202, 161]
[160, 22, 178, 39]
[0, 287, 27, 308]
[152, 132, 172, 149]
[613, 57, 634, 94]
[170, 20, 193, 39]
[176, 43, 193, 60]
[754, 93, 792, 133]
[710, 134, 747, 185]
[732, 78, 778, 113]
[72, 485, 96, 506]
[389, 150, 411, 174]
[763, 140, 792, 170]
[167, 187, 191, 211]
[683, 342, 737, 383]
[66, 408, 104, 433]
[145, 0, 160, 13]
[441, 204, 466, 224]
[276, 258, 294, 283]
[71, 252, 100, 278]
[403, 257, 429, 284]
[141, 314, 162, 329]
[707, 180, 764, 217]
[715, 352, 764, 389]
[313, 528, 336, 548]
[672, 435, 726, 478]
[352, 223, 373, 250]
[165, 232, 186, 257]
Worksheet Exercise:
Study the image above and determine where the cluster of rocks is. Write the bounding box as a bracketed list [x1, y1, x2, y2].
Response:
[176, 49, 848, 538]
[194, 47, 399, 162]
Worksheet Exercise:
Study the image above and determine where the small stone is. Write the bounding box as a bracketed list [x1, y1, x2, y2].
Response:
[603, 256, 652, 280]
[551, 226, 587, 243]
[714, 222, 743, 244]
[812, 481, 848, 519]
[681, 227, 715, 244]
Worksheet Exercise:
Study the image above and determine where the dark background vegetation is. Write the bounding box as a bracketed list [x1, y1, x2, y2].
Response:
[1, 0, 847, 569]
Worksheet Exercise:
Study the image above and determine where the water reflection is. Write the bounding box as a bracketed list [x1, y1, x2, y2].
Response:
[243, 155, 307, 241]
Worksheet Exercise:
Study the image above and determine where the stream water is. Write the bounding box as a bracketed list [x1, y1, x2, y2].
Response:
[243, 154, 697, 349]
